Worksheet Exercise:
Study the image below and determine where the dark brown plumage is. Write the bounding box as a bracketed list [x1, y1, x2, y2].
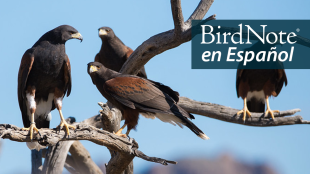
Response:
[18, 25, 83, 145]
[94, 27, 147, 78]
[87, 62, 208, 140]
[236, 42, 288, 121]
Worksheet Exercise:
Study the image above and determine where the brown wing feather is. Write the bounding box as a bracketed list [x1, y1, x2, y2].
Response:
[104, 76, 192, 119]
[18, 50, 34, 109]
[275, 69, 288, 96]
[18, 50, 34, 127]
[125, 47, 133, 59]
[64, 55, 72, 97]
[236, 69, 244, 97]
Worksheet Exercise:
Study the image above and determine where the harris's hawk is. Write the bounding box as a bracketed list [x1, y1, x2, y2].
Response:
[236, 42, 288, 121]
[88, 62, 209, 139]
[18, 25, 83, 142]
[94, 27, 147, 78]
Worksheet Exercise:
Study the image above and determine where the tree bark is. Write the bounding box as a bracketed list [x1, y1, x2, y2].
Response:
[69, 141, 103, 174]
[179, 97, 307, 126]
[42, 141, 74, 174]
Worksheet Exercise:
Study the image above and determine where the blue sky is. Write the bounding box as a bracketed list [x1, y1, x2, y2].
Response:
[0, 0, 309, 174]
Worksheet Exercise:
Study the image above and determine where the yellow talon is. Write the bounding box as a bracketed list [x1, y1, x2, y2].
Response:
[57, 109, 75, 136]
[22, 123, 40, 140]
[265, 109, 279, 120]
[237, 97, 252, 122]
[57, 120, 75, 136]
[113, 131, 127, 138]
[113, 124, 128, 138]
[265, 96, 279, 120]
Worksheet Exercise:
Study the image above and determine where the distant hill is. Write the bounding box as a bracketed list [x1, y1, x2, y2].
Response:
[140, 154, 278, 174]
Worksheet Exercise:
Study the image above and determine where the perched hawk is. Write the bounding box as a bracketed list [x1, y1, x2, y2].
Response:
[88, 62, 208, 140]
[236, 42, 288, 121]
[18, 25, 83, 144]
[94, 27, 147, 78]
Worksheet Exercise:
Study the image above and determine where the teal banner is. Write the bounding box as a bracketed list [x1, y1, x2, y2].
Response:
[191, 20, 310, 69]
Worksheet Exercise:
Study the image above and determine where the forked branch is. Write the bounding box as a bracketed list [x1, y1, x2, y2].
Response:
[179, 97, 309, 126]
[120, 0, 215, 75]
[0, 123, 177, 167]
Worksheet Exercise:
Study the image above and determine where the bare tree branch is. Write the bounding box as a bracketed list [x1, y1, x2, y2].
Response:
[120, 0, 215, 75]
[40, 117, 76, 174]
[64, 163, 79, 174]
[64, 154, 79, 173]
[179, 97, 309, 126]
[171, 0, 185, 36]
[42, 140, 74, 174]
[0, 123, 177, 166]
[99, 102, 134, 174]
[41, 115, 105, 174]
[42, 145, 82, 174]
[69, 141, 103, 174]
[185, 0, 214, 28]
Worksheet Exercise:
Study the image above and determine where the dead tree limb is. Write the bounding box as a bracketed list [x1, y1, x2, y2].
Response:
[42, 116, 103, 174]
[33, 116, 103, 174]
[0, 123, 177, 165]
[69, 141, 104, 174]
[64, 163, 79, 174]
[98, 102, 133, 174]
[120, 0, 215, 75]
[171, 0, 185, 36]
[179, 97, 309, 126]
[42, 140, 74, 174]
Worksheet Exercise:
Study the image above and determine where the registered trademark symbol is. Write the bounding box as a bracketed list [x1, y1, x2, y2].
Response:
[296, 28, 300, 32]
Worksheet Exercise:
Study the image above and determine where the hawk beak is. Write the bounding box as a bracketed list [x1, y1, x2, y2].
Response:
[89, 65, 98, 73]
[99, 29, 108, 36]
[71, 32, 83, 42]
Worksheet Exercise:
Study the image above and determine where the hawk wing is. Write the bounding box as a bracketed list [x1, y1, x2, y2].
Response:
[18, 49, 34, 127]
[103, 76, 192, 119]
[64, 55, 72, 97]
[236, 69, 244, 98]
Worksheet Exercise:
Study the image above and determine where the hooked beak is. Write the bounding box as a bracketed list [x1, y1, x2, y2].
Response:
[89, 65, 98, 73]
[99, 29, 108, 36]
[71, 32, 83, 42]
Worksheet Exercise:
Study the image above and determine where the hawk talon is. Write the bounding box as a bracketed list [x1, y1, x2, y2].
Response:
[56, 120, 76, 136]
[265, 109, 279, 120]
[114, 131, 128, 138]
[237, 107, 251, 123]
[22, 123, 40, 140]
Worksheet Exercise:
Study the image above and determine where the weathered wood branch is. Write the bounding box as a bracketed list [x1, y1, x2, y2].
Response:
[42, 140, 74, 174]
[99, 102, 134, 174]
[120, 0, 215, 75]
[179, 97, 309, 126]
[64, 163, 79, 174]
[40, 115, 108, 174]
[0, 123, 177, 166]
[185, 0, 214, 28]
[171, 0, 185, 36]
[69, 141, 103, 174]
[32, 115, 107, 174]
